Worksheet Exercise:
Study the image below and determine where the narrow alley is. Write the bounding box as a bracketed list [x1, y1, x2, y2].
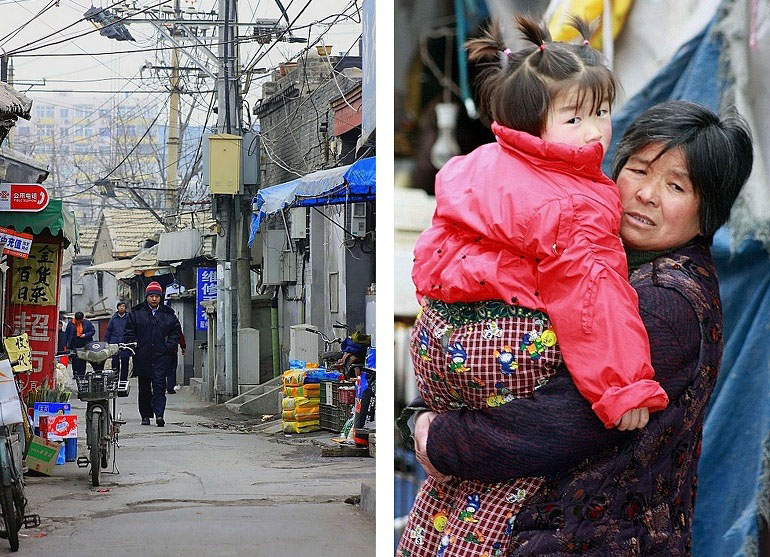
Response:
[9, 381, 375, 556]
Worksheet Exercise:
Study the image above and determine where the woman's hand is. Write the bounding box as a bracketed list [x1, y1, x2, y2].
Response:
[614, 407, 650, 430]
[414, 411, 452, 483]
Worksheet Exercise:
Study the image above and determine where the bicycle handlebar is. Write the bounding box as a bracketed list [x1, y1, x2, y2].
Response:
[302, 328, 342, 345]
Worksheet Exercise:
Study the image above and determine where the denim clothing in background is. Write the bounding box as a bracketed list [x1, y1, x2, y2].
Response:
[693, 229, 770, 557]
[602, 17, 721, 177]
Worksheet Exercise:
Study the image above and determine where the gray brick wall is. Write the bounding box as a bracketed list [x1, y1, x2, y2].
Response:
[258, 68, 361, 188]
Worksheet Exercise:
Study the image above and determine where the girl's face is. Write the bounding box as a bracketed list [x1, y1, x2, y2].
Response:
[616, 143, 701, 251]
[541, 87, 612, 156]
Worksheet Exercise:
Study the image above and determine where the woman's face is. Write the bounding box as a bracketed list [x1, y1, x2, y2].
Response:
[617, 143, 701, 251]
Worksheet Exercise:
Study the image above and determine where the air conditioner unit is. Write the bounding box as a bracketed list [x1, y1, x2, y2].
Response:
[350, 202, 367, 237]
[289, 207, 306, 239]
[290, 324, 320, 365]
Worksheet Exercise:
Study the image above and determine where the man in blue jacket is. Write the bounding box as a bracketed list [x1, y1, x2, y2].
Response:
[105, 301, 131, 381]
[64, 311, 95, 377]
[123, 282, 180, 427]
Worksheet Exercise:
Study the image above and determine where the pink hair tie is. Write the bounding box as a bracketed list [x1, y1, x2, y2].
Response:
[582, 39, 590, 46]
[539, 43, 546, 52]
[503, 48, 511, 55]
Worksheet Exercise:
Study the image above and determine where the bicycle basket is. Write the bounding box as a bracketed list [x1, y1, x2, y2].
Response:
[76, 370, 119, 401]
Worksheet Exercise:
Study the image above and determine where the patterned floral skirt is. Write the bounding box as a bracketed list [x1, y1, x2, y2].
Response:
[397, 299, 564, 557]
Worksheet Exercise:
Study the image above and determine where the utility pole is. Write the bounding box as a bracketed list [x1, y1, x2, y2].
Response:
[215, 0, 240, 401]
[167, 2, 181, 219]
[1, 55, 13, 149]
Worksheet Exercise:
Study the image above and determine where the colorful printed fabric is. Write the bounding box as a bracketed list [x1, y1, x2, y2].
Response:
[397, 301, 563, 556]
[423, 241, 721, 555]
[397, 476, 543, 557]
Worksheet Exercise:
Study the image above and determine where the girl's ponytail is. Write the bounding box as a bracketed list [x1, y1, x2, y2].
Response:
[568, 15, 603, 65]
[466, 19, 506, 65]
[465, 20, 508, 124]
[515, 14, 551, 52]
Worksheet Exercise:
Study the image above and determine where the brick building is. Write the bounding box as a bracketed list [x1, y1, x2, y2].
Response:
[253, 48, 374, 370]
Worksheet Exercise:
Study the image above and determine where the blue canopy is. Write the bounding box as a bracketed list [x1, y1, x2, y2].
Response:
[249, 156, 375, 245]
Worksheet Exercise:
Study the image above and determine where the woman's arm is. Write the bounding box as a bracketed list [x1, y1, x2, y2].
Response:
[425, 284, 700, 483]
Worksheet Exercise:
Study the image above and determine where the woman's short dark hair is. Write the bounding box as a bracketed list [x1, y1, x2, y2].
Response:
[612, 101, 754, 239]
[74, 312, 84, 320]
[466, 15, 617, 136]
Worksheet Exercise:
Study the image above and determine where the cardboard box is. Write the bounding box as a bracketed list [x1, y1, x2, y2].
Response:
[40, 415, 77, 440]
[33, 403, 71, 428]
[25, 436, 60, 476]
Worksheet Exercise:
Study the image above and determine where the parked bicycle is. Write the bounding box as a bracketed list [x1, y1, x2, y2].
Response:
[304, 321, 348, 369]
[71, 342, 134, 487]
[304, 323, 371, 379]
[0, 357, 40, 551]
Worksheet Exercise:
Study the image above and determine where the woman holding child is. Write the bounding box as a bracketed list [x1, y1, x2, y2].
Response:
[399, 14, 754, 557]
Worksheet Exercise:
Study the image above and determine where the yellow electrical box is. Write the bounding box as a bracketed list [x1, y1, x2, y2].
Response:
[208, 133, 242, 194]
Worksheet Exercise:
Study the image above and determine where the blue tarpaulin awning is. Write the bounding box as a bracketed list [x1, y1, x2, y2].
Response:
[249, 156, 375, 245]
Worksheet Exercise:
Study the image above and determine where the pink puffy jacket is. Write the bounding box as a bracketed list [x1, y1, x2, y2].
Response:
[412, 122, 669, 427]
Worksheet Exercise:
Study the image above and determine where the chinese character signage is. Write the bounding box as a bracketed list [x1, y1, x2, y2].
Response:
[0, 227, 33, 259]
[3, 334, 32, 373]
[0, 184, 50, 212]
[196, 267, 217, 331]
[4, 239, 62, 395]
[10, 243, 58, 305]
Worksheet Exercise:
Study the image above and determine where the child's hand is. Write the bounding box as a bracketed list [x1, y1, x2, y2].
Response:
[614, 407, 650, 431]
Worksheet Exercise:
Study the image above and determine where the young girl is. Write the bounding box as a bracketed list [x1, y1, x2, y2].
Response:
[397, 16, 669, 557]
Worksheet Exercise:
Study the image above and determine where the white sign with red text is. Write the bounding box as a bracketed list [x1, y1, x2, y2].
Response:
[0, 184, 50, 212]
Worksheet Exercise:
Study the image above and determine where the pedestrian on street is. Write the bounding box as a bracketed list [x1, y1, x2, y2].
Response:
[64, 311, 95, 377]
[123, 282, 181, 427]
[56, 319, 67, 355]
[166, 327, 185, 394]
[105, 301, 131, 382]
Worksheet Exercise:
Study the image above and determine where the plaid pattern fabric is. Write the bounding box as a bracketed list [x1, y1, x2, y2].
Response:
[398, 302, 564, 556]
[397, 476, 546, 557]
[411, 302, 563, 412]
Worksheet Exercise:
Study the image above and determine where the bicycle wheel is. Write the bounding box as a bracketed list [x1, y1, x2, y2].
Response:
[90, 417, 101, 487]
[0, 449, 19, 551]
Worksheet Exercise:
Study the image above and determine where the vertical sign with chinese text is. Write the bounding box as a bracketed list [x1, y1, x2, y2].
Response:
[196, 267, 217, 331]
[4, 240, 62, 394]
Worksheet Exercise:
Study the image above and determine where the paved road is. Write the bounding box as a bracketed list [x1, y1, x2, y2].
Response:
[3, 380, 375, 556]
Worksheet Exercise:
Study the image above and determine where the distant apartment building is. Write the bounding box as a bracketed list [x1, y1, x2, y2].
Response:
[12, 95, 205, 224]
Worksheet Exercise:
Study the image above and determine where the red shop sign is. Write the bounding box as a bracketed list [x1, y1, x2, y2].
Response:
[0, 184, 50, 212]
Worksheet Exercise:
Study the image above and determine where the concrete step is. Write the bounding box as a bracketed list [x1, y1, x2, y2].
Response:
[224, 376, 283, 416]
[189, 377, 202, 398]
[360, 480, 375, 518]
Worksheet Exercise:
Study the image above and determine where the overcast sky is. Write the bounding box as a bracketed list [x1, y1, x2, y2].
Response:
[4, 0, 362, 127]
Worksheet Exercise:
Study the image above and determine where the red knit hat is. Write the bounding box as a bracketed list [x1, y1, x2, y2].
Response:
[145, 281, 163, 297]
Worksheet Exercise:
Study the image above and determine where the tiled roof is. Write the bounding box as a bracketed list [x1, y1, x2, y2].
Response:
[78, 225, 98, 253]
[101, 208, 165, 257]
[176, 211, 217, 231]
